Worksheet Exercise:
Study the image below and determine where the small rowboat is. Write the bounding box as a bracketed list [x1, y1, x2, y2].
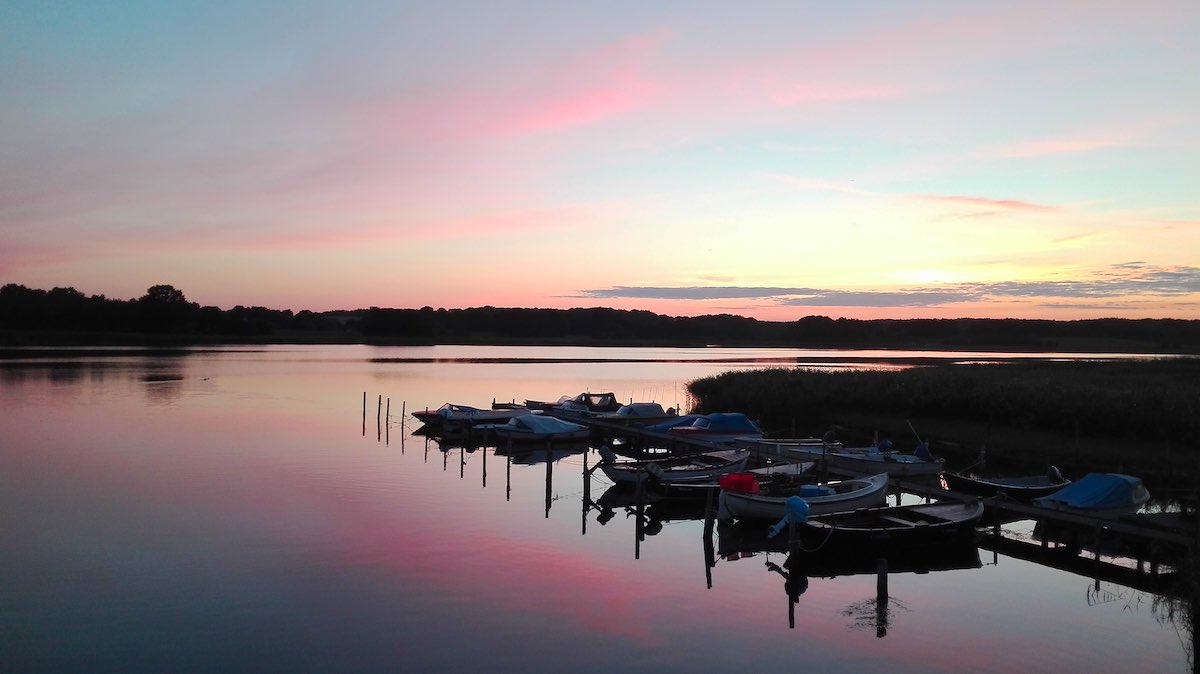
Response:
[597, 447, 751, 486]
[718, 472, 890, 521]
[799, 499, 985, 547]
[942, 467, 1069, 501]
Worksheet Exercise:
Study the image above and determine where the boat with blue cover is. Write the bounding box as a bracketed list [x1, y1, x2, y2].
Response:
[659, 412, 763, 443]
[1033, 473, 1150, 517]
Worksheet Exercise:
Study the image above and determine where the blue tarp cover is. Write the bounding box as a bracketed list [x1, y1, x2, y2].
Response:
[1036, 473, 1143, 510]
[646, 414, 704, 432]
[689, 413, 760, 432]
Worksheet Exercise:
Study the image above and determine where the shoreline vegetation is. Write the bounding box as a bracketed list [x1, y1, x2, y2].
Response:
[687, 360, 1200, 496]
[4, 283, 1200, 352]
[5, 282, 1198, 492]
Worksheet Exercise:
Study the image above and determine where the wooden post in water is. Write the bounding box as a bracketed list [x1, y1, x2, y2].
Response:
[876, 558, 889, 638]
[385, 398, 390, 446]
[703, 488, 716, 589]
[362, 392, 367, 436]
[581, 451, 590, 536]
[634, 475, 645, 560]
[377, 394, 382, 441]
[506, 437, 513, 501]
[544, 438, 553, 519]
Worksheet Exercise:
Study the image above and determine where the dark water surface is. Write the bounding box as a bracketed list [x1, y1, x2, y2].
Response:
[0, 345, 1189, 672]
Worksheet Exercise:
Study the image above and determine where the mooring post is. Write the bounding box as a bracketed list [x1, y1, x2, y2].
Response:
[581, 451, 590, 536]
[377, 394, 382, 440]
[703, 488, 716, 589]
[544, 439, 553, 519]
[876, 558, 889, 638]
[362, 392, 367, 436]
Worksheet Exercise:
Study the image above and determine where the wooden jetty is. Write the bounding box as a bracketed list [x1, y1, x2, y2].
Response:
[569, 413, 1200, 584]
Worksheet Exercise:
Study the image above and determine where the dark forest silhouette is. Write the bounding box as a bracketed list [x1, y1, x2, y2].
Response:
[3, 283, 1199, 350]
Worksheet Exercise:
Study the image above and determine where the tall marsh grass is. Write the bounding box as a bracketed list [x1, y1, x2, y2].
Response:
[688, 358, 1200, 484]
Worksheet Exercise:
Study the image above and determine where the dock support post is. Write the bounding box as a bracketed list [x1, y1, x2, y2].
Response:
[876, 558, 889, 638]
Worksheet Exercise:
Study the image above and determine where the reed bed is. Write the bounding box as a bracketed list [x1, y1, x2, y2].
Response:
[688, 358, 1200, 486]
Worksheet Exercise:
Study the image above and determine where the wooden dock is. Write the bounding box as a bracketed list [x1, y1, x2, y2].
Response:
[569, 413, 1199, 589]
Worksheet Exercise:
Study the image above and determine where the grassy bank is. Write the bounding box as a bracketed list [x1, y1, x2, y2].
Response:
[687, 359, 1200, 491]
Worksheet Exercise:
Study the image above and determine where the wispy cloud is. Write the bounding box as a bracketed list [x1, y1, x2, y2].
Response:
[1000, 136, 1130, 159]
[768, 82, 904, 108]
[765, 173, 876, 196]
[914, 194, 1059, 212]
[579, 264, 1200, 309]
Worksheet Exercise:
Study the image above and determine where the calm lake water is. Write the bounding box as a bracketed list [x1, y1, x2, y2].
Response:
[1, 345, 1191, 673]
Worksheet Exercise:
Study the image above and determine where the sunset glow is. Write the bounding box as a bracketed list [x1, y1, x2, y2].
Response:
[3, 2, 1198, 320]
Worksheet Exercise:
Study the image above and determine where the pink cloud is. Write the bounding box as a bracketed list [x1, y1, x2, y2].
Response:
[489, 32, 667, 137]
[769, 82, 905, 108]
[764, 172, 876, 195]
[1001, 136, 1129, 158]
[365, 31, 668, 145]
[915, 194, 1059, 212]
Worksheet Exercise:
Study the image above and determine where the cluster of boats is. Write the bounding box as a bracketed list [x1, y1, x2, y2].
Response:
[413, 392, 1152, 552]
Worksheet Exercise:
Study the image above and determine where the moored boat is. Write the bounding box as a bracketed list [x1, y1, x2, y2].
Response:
[798, 499, 985, 547]
[477, 413, 591, 442]
[526, 392, 622, 415]
[597, 446, 751, 486]
[743, 437, 943, 477]
[412, 402, 523, 429]
[717, 472, 890, 521]
[1033, 473, 1149, 517]
[662, 412, 763, 443]
[942, 466, 1069, 501]
[591, 402, 679, 426]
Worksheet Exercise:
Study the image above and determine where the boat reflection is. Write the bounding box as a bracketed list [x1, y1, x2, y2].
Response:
[714, 519, 982, 632]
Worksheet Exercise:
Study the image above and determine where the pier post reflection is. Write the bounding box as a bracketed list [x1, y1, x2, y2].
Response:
[544, 440, 553, 518]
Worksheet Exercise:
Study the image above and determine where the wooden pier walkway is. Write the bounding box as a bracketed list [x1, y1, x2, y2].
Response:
[569, 413, 1199, 580]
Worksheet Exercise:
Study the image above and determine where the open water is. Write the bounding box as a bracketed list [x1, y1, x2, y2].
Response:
[0, 345, 1191, 672]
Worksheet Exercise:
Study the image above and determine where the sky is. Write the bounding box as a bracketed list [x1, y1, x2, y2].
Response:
[3, 1, 1199, 321]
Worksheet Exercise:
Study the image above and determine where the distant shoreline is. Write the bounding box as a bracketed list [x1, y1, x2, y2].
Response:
[1, 331, 1196, 356]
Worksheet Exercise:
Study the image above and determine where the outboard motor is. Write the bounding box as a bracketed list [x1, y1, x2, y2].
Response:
[769, 495, 811, 538]
[1047, 465, 1064, 484]
[646, 462, 665, 483]
[598, 446, 618, 464]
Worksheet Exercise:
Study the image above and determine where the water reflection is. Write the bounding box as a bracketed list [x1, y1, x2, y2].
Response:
[4, 345, 1195, 673]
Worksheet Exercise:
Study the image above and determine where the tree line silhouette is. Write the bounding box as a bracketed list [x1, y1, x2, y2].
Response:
[3, 282, 1199, 351]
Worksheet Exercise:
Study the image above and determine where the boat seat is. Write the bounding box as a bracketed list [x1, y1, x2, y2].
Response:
[878, 515, 927, 526]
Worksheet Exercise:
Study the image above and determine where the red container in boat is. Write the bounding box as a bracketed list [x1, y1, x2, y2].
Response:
[718, 473, 759, 494]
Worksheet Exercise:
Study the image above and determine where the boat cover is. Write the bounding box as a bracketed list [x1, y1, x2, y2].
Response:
[511, 414, 587, 433]
[686, 413, 761, 433]
[615, 402, 667, 417]
[646, 414, 704, 432]
[1035, 473, 1144, 510]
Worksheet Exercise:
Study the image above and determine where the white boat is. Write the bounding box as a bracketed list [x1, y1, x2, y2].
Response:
[526, 392, 622, 415]
[411, 402, 523, 429]
[742, 438, 943, 477]
[597, 446, 751, 486]
[798, 499, 985, 547]
[718, 472, 890, 521]
[591, 402, 679, 426]
[478, 414, 591, 442]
